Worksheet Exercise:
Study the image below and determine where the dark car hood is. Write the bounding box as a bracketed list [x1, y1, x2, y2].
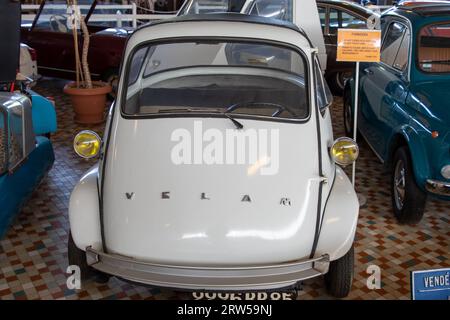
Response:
[94, 27, 134, 38]
[409, 82, 450, 126]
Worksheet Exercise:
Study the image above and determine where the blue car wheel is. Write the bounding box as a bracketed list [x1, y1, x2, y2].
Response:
[391, 147, 427, 224]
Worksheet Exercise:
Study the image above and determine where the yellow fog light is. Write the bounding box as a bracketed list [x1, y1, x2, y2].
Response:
[330, 137, 359, 167]
[73, 130, 101, 159]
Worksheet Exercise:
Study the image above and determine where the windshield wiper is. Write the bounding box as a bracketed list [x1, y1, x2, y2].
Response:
[223, 113, 244, 130]
[226, 102, 297, 118]
[157, 108, 244, 130]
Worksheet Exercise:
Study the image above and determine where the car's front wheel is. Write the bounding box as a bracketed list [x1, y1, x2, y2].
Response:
[325, 245, 354, 298]
[391, 147, 427, 224]
[68, 232, 94, 281]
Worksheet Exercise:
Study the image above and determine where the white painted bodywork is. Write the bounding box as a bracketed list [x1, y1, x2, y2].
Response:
[69, 17, 358, 288]
[69, 165, 102, 251]
[178, 0, 328, 70]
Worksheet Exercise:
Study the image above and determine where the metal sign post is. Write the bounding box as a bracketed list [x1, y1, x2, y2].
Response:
[336, 28, 381, 207]
[352, 61, 360, 186]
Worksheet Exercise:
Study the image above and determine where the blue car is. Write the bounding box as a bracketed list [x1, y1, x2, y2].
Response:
[0, 92, 55, 237]
[344, 3, 450, 224]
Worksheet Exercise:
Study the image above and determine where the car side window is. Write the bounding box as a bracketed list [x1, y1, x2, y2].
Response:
[0, 110, 6, 174]
[381, 22, 409, 71]
[329, 8, 340, 35]
[314, 58, 333, 115]
[318, 6, 327, 33]
[329, 8, 367, 35]
[128, 46, 149, 86]
[341, 11, 367, 29]
[393, 27, 410, 71]
[248, 0, 293, 22]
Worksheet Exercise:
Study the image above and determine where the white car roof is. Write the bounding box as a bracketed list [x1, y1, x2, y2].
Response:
[128, 13, 313, 52]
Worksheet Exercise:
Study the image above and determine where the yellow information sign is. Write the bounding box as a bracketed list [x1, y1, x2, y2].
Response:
[337, 29, 381, 62]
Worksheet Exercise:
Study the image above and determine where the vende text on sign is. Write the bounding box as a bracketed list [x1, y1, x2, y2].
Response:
[337, 29, 381, 62]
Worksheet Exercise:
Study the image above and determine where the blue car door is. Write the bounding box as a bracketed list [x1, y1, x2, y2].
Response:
[359, 20, 410, 158]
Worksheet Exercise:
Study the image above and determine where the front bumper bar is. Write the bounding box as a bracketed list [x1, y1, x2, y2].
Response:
[426, 179, 450, 197]
[85, 247, 329, 291]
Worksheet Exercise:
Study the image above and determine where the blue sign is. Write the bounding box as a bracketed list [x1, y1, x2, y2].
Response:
[411, 268, 450, 300]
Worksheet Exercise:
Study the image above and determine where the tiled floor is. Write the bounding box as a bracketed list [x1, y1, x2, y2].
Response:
[0, 78, 448, 300]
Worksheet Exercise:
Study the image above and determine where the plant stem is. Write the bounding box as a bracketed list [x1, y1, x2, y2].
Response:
[80, 14, 92, 89]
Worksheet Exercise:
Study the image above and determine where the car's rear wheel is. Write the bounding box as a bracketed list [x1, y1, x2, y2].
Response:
[391, 147, 427, 224]
[330, 71, 352, 95]
[343, 91, 354, 137]
[325, 245, 354, 298]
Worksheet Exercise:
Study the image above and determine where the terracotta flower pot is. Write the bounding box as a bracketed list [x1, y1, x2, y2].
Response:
[64, 81, 112, 124]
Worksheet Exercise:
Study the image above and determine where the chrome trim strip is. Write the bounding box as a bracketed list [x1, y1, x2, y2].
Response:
[426, 179, 450, 197]
[85, 247, 330, 290]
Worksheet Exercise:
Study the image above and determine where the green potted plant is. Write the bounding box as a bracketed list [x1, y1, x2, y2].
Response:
[63, 0, 111, 124]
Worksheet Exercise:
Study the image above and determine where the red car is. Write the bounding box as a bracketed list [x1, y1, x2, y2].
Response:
[21, 0, 136, 95]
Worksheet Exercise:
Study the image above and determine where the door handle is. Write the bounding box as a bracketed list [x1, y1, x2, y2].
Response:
[363, 68, 374, 75]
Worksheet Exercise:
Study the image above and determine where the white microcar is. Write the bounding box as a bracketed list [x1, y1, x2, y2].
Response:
[69, 14, 360, 298]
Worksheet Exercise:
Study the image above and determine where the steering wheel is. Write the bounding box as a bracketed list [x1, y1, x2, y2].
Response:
[49, 14, 68, 33]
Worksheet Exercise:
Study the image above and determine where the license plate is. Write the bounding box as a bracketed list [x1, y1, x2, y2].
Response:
[192, 291, 297, 300]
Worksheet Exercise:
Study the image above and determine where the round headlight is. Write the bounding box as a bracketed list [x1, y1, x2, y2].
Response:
[73, 130, 101, 159]
[330, 137, 359, 167]
[441, 165, 450, 180]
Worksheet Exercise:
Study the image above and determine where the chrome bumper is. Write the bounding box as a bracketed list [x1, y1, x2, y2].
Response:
[426, 179, 450, 197]
[85, 247, 329, 291]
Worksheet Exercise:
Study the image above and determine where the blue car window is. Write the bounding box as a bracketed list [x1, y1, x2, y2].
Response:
[418, 22, 450, 73]
[393, 27, 410, 71]
[0, 110, 6, 174]
[381, 22, 406, 68]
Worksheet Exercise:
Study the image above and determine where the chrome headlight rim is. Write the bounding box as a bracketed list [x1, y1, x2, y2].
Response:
[441, 164, 450, 180]
[330, 137, 360, 167]
[73, 130, 102, 159]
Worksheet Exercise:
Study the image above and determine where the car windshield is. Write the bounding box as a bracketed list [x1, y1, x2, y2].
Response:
[179, 0, 245, 15]
[418, 22, 450, 73]
[124, 40, 309, 120]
